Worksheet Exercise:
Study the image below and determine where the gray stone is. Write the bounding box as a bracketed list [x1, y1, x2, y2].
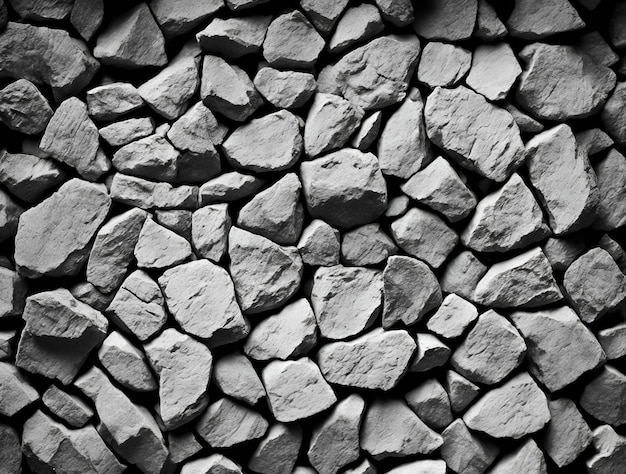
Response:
[70, 0, 103, 41]
[587, 425, 626, 474]
[112, 134, 179, 182]
[297, 219, 340, 266]
[463, 372, 550, 439]
[342, 459, 376, 474]
[0, 190, 21, 244]
[99, 117, 154, 147]
[263, 10, 324, 68]
[94, 3, 166, 69]
[373, 0, 413, 25]
[8, 0, 72, 20]
[300, 0, 349, 34]
[317, 328, 415, 390]
[182, 454, 243, 474]
[412, 0, 477, 40]
[110, 174, 198, 210]
[0, 79, 52, 134]
[475, 0, 507, 40]
[86, 83, 143, 122]
[151, 0, 223, 38]
[417, 42, 471, 88]
[593, 149, 626, 230]
[0, 424, 21, 474]
[248, 423, 301, 474]
[580, 366, 626, 426]
[542, 236, 586, 272]
[42, 385, 94, 428]
[329, 4, 383, 53]
[466, 43, 521, 101]
[226, 0, 270, 9]
[504, 103, 544, 133]
[159, 259, 249, 346]
[427, 294, 478, 340]
[490, 439, 547, 474]
[263, 358, 336, 422]
[168, 101, 228, 153]
[425, 85, 525, 182]
[0, 330, 16, 360]
[134, 218, 192, 270]
[409, 333, 451, 372]
[0, 151, 64, 203]
[576, 31, 619, 67]
[542, 398, 592, 467]
[444, 370, 480, 414]
[598, 323, 626, 360]
[70, 282, 114, 312]
[507, 0, 585, 39]
[254, 67, 316, 110]
[405, 378, 453, 430]
[0, 361, 38, 416]
[341, 223, 397, 266]
[197, 16, 270, 59]
[213, 353, 265, 406]
[0, 266, 26, 318]
[98, 331, 156, 393]
[199, 171, 264, 205]
[191, 204, 231, 262]
[387, 460, 446, 474]
[474, 247, 563, 308]
[441, 419, 499, 474]
[155, 210, 192, 240]
[351, 111, 382, 151]
[576, 128, 614, 155]
[167, 430, 202, 465]
[602, 82, 626, 145]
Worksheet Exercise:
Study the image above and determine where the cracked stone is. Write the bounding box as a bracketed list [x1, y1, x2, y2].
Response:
[134, 218, 192, 270]
[110, 174, 199, 210]
[98, 331, 156, 393]
[42, 385, 93, 428]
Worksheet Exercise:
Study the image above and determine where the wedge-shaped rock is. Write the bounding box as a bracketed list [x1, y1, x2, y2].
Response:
[308, 394, 365, 474]
[229, 227, 302, 314]
[201, 55, 262, 121]
[94, 3, 166, 69]
[134, 219, 192, 270]
[474, 247, 563, 308]
[248, 423, 301, 474]
[9, 0, 72, 21]
[263, 10, 324, 68]
[341, 223, 397, 266]
[168, 101, 227, 152]
[99, 117, 154, 147]
[70, 0, 103, 41]
[0, 79, 52, 134]
[213, 353, 265, 406]
[425, 86, 525, 182]
[98, 331, 156, 393]
[445, 370, 479, 414]
[182, 455, 242, 474]
[602, 82, 626, 145]
[410, 333, 451, 372]
[254, 67, 316, 109]
[197, 16, 271, 58]
[0, 330, 16, 360]
[300, 0, 349, 34]
[86, 82, 143, 121]
[191, 204, 230, 262]
[475, 0, 507, 40]
[427, 294, 478, 340]
[329, 4, 383, 53]
[300, 149, 387, 228]
[564, 248, 626, 323]
[311, 265, 382, 339]
[516, 43, 615, 121]
[159, 259, 248, 346]
[593, 149, 626, 230]
[361, 398, 442, 460]
[223, 110, 302, 172]
[0, 361, 38, 416]
[304, 93, 363, 158]
[543, 236, 586, 272]
[0, 151, 64, 203]
[507, 0, 585, 39]
[42, 385, 93, 427]
[263, 358, 336, 422]
[464, 372, 550, 439]
[441, 251, 487, 301]
[511, 306, 606, 392]
[505, 103, 544, 133]
[318, 35, 420, 110]
[200, 171, 263, 204]
[576, 127, 614, 155]
[412, 0, 477, 41]
[351, 110, 382, 150]
[23, 410, 124, 474]
[373, 0, 412, 26]
[0, 189, 22, 243]
[151, 0, 222, 38]
[0, 424, 22, 474]
[70, 283, 112, 312]
[145, 328, 212, 430]
[110, 174, 198, 210]
[390, 207, 457, 268]
[113, 134, 179, 183]
[580, 366, 626, 425]
[238, 174, 303, 245]
[244, 298, 317, 361]
[462, 173, 550, 252]
[417, 42, 471, 88]
[106, 270, 166, 341]
[0, 265, 26, 319]
[587, 425, 626, 474]
[87, 208, 146, 293]
[467, 43, 521, 102]
[382, 256, 441, 328]
[542, 398, 592, 467]
[297, 219, 340, 266]
[452, 310, 526, 385]
[0, 22, 99, 100]
[441, 419, 499, 474]
[41, 98, 108, 180]
[526, 124, 599, 235]
[490, 439, 547, 474]
[75, 367, 169, 474]
[405, 378, 453, 430]
[317, 328, 415, 391]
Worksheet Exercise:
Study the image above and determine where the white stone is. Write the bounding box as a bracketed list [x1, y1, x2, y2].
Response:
[466, 43, 521, 101]
[417, 42, 471, 88]
[134, 218, 192, 270]
[427, 294, 478, 339]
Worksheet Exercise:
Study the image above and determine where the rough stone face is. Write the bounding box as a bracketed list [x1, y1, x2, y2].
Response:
[0, 79, 52, 134]
[111, 174, 198, 210]
[0, 151, 65, 203]
[390, 208, 458, 268]
[401, 156, 476, 223]
[516, 43, 616, 121]
[507, 0, 585, 39]
[427, 294, 478, 340]
[300, 149, 387, 229]
[0, 329, 16, 360]
[542, 398, 592, 467]
[159, 259, 249, 346]
[134, 219, 192, 270]
[412, 0, 477, 41]
[598, 323, 626, 360]
[441, 251, 487, 301]
[475, 0, 507, 40]
[405, 378, 453, 430]
[474, 247, 563, 308]
[318, 35, 421, 110]
[387, 460, 446, 474]
[417, 42, 471, 89]
[587, 425, 626, 474]
[410, 333, 451, 373]
[223, 110, 302, 173]
[361, 398, 443, 460]
[329, 4, 383, 53]
[601, 82, 626, 145]
[505, 103, 544, 133]
[580, 366, 626, 426]
[593, 149, 626, 230]
[99, 117, 154, 147]
[0, 188, 23, 244]
[254, 67, 316, 109]
[145, 328, 212, 430]
[425, 85, 525, 182]
[244, 298, 317, 361]
[98, 331, 156, 393]
[151, 0, 223, 38]
[311, 265, 382, 340]
[200, 171, 263, 204]
[467, 43, 521, 101]
[464, 372, 551, 439]
[490, 439, 547, 474]
[112, 134, 179, 183]
[0, 361, 38, 416]
[262, 358, 336, 422]
[543, 236, 586, 272]
[42, 385, 93, 428]
[168, 431, 203, 465]
[182, 455, 243, 474]
[248, 423, 301, 474]
[86, 83, 144, 121]
[526, 124, 599, 235]
[445, 370, 480, 414]
[297, 219, 340, 266]
[341, 223, 396, 266]
[0, 22, 99, 100]
[317, 328, 416, 391]
[197, 16, 270, 59]
[461, 173, 550, 252]
[576, 127, 614, 155]
[0, 424, 21, 474]
[373, 0, 413, 26]
[168, 101, 228, 152]
[228, 227, 303, 314]
[441, 419, 499, 474]
[510, 306, 606, 392]
[263, 10, 324, 68]
[9, 0, 73, 21]
[300, 0, 349, 34]
[212, 353, 265, 406]
[564, 248, 626, 323]
[70, 0, 103, 41]
[351, 110, 382, 151]
[451, 310, 526, 385]
[0, 266, 27, 319]
[94, 3, 167, 69]
[191, 204, 230, 262]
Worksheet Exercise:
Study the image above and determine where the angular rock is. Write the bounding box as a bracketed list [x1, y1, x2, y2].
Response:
[0, 22, 99, 100]
[444, 370, 480, 414]
[442, 252, 487, 301]
[466, 43, 521, 101]
[0, 361, 38, 416]
[361, 398, 442, 460]
[463, 372, 550, 439]
[475, 0, 507, 40]
[0, 330, 16, 360]
[425, 85, 525, 182]
[0, 151, 64, 203]
[427, 294, 478, 340]
[213, 353, 265, 406]
[99, 117, 154, 147]
[98, 331, 156, 393]
[182, 455, 242, 474]
[262, 358, 336, 422]
[159, 259, 249, 346]
[387, 460, 446, 474]
[167, 430, 202, 465]
[106, 270, 167, 341]
[542, 398, 592, 467]
[587, 425, 626, 474]
[516, 43, 615, 121]
[248, 423, 302, 474]
[441, 419, 499, 474]
[0, 79, 52, 134]
[409, 333, 451, 372]
[244, 298, 317, 361]
[329, 4, 384, 53]
[300, 149, 387, 228]
[110, 174, 198, 210]
[504, 103, 544, 133]
[318, 35, 421, 110]
[71, 282, 114, 312]
[343, 459, 376, 474]
[197, 16, 271, 59]
[86, 82, 143, 122]
[229, 227, 303, 314]
[134, 219, 192, 270]
[112, 134, 179, 182]
[373, 0, 413, 26]
[191, 204, 230, 262]
[451, 310, 526, 385]
[580, 366, 626, 425]
[602, 82, 626, 145]
[0, 424, 21, 474]
[593, 149, 626, 230]
[199, 172, 263, 205]
[94, 3, 166, 69]
[564, 248, 626, 323]
[317, 328, 416, 390]
[0, 265, 27, 319]
[341, 223, 397, 266]
[473, 247, 563, 308]
[263, 10, 324, 68]
[412, 0, 477, 40]
[308, 394, 365, 474]
[311, 265, 381, 339]
[510, 306, 606, 392]
[576, 128, 614, 155]
[9, 0, 73, 21]
[223, 110, 302, 173]
[490, 439, 547, 474]
[390, 207, 458, 268]
[297, 219, 340, 266]
[598, 323, 626, 360]
[70, 0, 104, 41]
[417, 42, 471, 88]
[253, 67, 316, 110]
[576, 31, 619, 67]
[168, 101, 228, 155]
[42, 385, 94, 428]
[507, 0, 585, 39]
[405, 378, 453, 430]
[351, 110, 382, 151]
[542, 236, 586, 272]
[304, 93, 364, 158]
[150, 0, 223, 38]
[300, 0, 349, 34]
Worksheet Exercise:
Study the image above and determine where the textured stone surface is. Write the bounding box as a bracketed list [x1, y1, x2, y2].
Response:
[151, 0, 223, 38]
[417, 42, 471, 89]
[329, 4, 383, 53]
[134, 218, 192, 270]
[507, 0, 585, 39]
[490, 439, 547, 474]
[197, 16, 270, 59]
[427, 294, 478, 340]
[254, 67, 316, 110]
[341, 223, 396, 266]
[587, 425, 626, 474]
[42, 385, 93, 428]
[0, 360, 38, 416]
[263, 10, 324, 68]
[593, 149, 626, 230]
[580, 366, 626, 426]
[466, 43, 521, 101]
[0, 151, 64, 203]
[440, 419, 499, 474]
[297, 219, 340, 267]
[98, 331, 156, 393]
[196, 398, 268, 447]
[412, 0, 477, 41]
[213, 352, 265, 406]
[405, 378, 452, 430]
[0, 79, 52, 134]
[248, 423, 302, 474]
[542, 398, 592, 467]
